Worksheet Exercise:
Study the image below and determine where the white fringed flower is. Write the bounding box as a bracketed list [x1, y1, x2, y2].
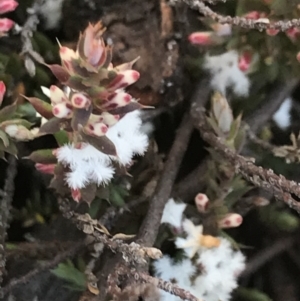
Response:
[154, 227, 246, 301]
[56, 111, 148, 189]
[204, 50, 250, 96]
[273, 97, 292, 130]
[161, 198, 187, 229]
[56, 143, 114, 189]
[106, 110, 148, 165]
[175, 219, 204, 258]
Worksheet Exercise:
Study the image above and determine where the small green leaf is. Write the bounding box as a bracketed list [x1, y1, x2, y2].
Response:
[71, 107, 92, 131]
[39, 117, 63, 134]
[0, 103, 17, 122]
[22, 95, 53, 120]
[109, 186, 126, 207]
[0, 139, 17, 156]
[237, 287, 272, 301]
[108, 102, 143, 115]
[51, 260, 86, 291]
[0, 119, 33, 129]
[54, 130, 69, 146]
[27, 149, 57, 164]
[0, 129, 9, 147]
[81, 132, 117, 156]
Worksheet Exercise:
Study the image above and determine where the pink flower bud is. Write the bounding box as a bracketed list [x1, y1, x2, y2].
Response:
[243, 11, 261, 20]
[188, 31, 214, 45]
[103, 91, 132, 109]
[4, 124, 34, 141]
[0, 81, 6, 105]
[49, 85, 68, 104]
[71, 188, 81, 202]
[238, 51, 252, 72]
[59, 46, 78, 62]
[107, 70, 140, 90]
[70, 93, 91, 109]
[218, 213, 243, 229]
[86, 122, 108, 136]
[195, 193, 210, 212]
[35, 163, 56, 174]
[0, 0, 18, 14]
[266, 28, 279, 36]
[0, 18, 14, 32]
[101, 112, 120, 127]
[52, 103, 73, 118]
[286, 27, 300, 42]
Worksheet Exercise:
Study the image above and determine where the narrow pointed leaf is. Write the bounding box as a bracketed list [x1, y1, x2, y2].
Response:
[0, 119, 33, 129]
[65, 76, 88, 91]
[71, 106, 92, 131]
[27, 149, 57, 164]
[39, 117, 62, 134]
[46, 64, 70, 83]
[22, 95, 53, 119]
[0, 102, 17, 122]
[81, 183, 97, 205]
[54, 130, 69, 146]
[0, 139, 17, 156]
[0, 129, 9, 147]
[108, 102, 142, 115]
[81, 132, 117, 156]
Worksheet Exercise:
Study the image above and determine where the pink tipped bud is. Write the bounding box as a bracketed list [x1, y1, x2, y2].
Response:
[188, 31, 214, 45]
[86, 122, 108, 136]
[35, 163, 56, 175]
[71, 93, 91, 109]
[0, 18, 14, 32]
[0, 0, 18, 14]
[286, 27, 300, 42]
[104, 91, 132, 109]
[218, 213, 243, 229]
[0, 81, 6, 105]
[243, 11, 261, 20]
[266, 28, 279, 36]
[52, 103, 73, 119]
[49, 85, 68, 104]
[101, 112, 120, 127]
[59, 46, 78, 62]
[195, 193, 210, 212]
[71, 188, 81, 202]
[107, 70, 140, 90]
[4, 124, 34, 141]
[238, 51, 252, 72]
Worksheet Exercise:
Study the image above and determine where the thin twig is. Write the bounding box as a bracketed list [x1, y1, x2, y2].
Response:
[20, 0, 45, 76]
[177, 0, 300, 31]
[191, 104, 300, 214]
[137, 79, 210, 247]
[133, 270, 201, 301]
[58, 198, 161, 265]
[100, 197, 148, 231]
[244, 80, 299, 133]
[241, 236, 295, 278]
[0, 156, 17, 288]
[1, 241, 84, 297]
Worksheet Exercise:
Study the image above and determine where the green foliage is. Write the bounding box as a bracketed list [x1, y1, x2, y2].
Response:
[236, 287, 272, 301]
[51, 259, 87, 291]
[259, 205, 299, 232]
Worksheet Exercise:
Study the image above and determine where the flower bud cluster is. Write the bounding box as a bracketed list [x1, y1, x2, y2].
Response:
[27, 22, 148, 203]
